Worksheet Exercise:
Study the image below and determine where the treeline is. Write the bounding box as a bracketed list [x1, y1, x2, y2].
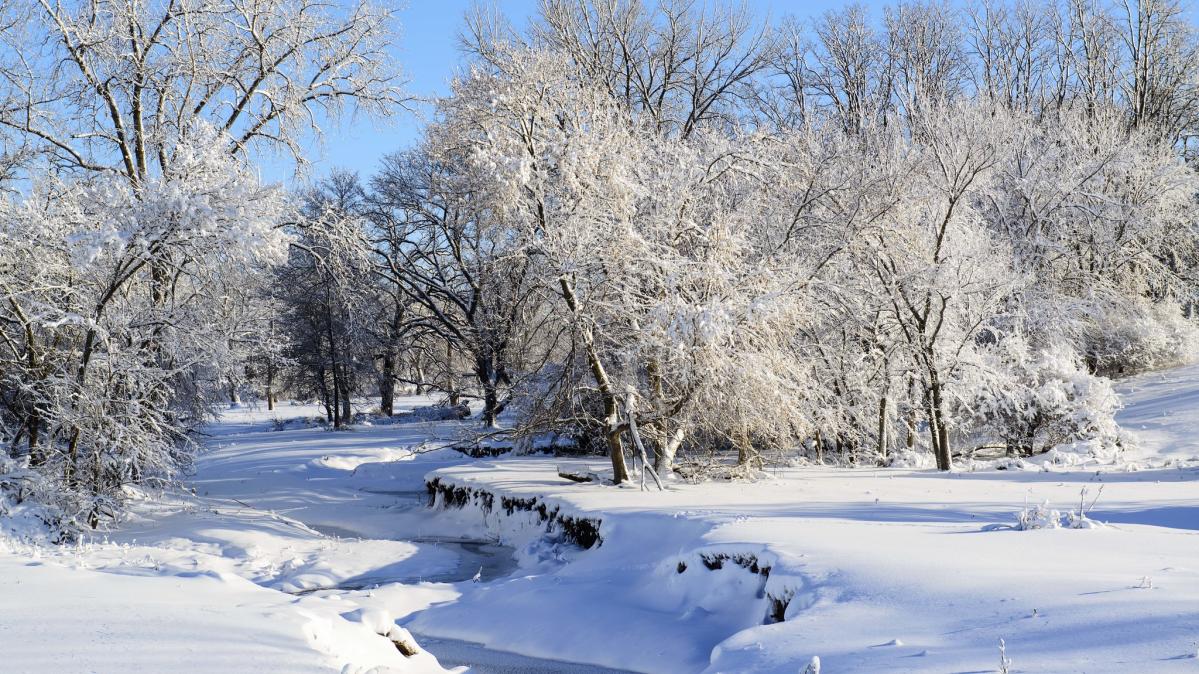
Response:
[0, 0, 400, 528]
[275, 0, 1199, 481]
[2, 0, 1199, 531]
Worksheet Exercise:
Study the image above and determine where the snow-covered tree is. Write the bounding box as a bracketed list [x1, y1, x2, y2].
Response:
[364, 136, 547, 427]
[275, 173, 375, 427]
[0, 0, 403, 181]
[0, 128, 287, 525]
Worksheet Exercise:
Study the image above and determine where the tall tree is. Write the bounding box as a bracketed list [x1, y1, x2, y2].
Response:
[0, 0, 404, 184]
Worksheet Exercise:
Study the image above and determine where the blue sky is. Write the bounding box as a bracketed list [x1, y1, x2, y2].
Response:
[267, 0, 855, 185]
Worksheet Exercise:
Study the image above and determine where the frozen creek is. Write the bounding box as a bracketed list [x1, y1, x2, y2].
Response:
[304, 499, 629, 673]
[185, 400, 633, 673]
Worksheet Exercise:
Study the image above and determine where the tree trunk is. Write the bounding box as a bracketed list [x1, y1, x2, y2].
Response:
[339, 372, 352, 422]
[414, 354, 426, 395]
[64, 424, 85, 489]
[604, 400, 633, 479]
[928, 377, 952, 471]
[877, 395, 889, 461]
[331, 375, 341, 427]
[482, 382, 499, 427]
[317, 365, 333, 422]
[653, 426, 684, 476]
[329, 365, 342, 428]
[323, 304, 344, 427]
[736, 423, 756, 468]
[265, 362, 276, 411]
[28, 415, 43, 466]
[558, 276, 629, 483]
[476, 354, 501, 427]
[380, 352, 396, 416]
[445, 340, 460, 407]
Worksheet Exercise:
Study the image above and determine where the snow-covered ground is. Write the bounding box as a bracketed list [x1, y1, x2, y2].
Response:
[2, 397, 487, 674]
[3, 365, 1199, 673]
[409, 364, 1199, 673]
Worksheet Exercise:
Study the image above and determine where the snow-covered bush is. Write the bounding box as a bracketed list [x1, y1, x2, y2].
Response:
[0, 458, 74, 544]
[1081, 298, 1199, 377]
[1013, 488, 1106, 530]
[967, 336, 1121, 457]
[1014, 501, 1063, 530]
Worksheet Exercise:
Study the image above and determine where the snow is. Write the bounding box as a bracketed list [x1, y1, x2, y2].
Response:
[0, 397, 471, 674]
[0, 555, 340, 674]
[411, 455, 1199, 673]
[1115, 361, 1199, 463]
[3, 366, 1199, 673]
[406, 365, 1199, 673]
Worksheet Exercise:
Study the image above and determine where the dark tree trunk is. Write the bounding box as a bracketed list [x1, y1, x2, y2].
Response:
[265, 360, 277, 410]
[482, 383, 499, 427]
[339, 373, 352, 422]
[317, 365, 333, 422]
[558, 276, 628, 483]
[323, 303, 344, 428]
[476, 354, 502, 427]
[877, 395, 889, 461]
[380, 353, 396, 416]
[604, 408, 630, 484]
[331, 369, 342, 428]
[28, 416, 43, 466]
[928, 377, 951, 471]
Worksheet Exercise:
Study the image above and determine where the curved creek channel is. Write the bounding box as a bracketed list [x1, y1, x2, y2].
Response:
[305, 491, 632, 674]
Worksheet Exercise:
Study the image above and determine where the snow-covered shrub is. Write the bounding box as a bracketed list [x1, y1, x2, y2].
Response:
[1063, 509, 1104, 530]
[1012, 488, 1106, 530]
[1014, 501, 1063, 530]
[1064, 486, 1106, 529]
[0, 458, 74, 544]
[884, 446, 935, 469]
[1081, 298, 1199, 377]
[967, 336, 1120, 457]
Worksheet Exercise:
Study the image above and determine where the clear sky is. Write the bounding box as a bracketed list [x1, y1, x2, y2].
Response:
[269, 0, 855, 185]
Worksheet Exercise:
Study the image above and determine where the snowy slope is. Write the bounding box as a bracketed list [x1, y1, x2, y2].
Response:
[0, 551, 412, 674]
[0, 398, 472, 674]
[411, 366, 1199, 673]
[1116, 361, 1199, 463]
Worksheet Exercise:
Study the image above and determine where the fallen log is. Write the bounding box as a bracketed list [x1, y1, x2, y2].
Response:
[557, 466, 605, 483]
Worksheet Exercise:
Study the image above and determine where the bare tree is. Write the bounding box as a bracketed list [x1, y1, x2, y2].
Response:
[964, 0, 1062, 114]
[276, 172, 374, 428]
[0, 0, 405, 184]
[885, 1, 968, 122]
[365, 144, 546, 427]
[469, 0, 779, 138]
[806, 4, 894, 134]
[1116, 0, 1199, 140]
